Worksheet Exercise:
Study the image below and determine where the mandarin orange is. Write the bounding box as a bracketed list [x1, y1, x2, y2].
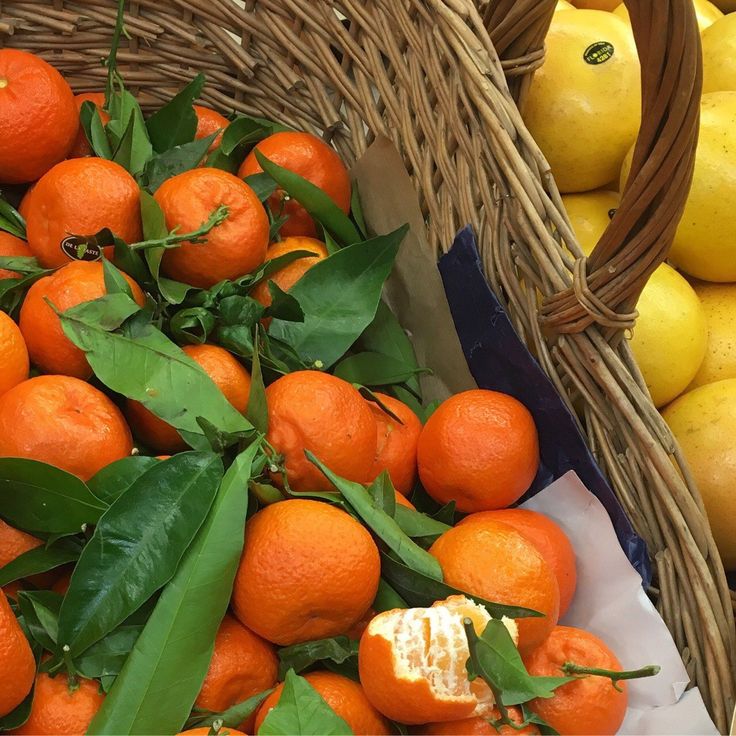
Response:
[67, 92, 111, 159]
[417, 390, 539, 513]
[0, 311, 29, 398]
[0, 232, 32, 280]
[193, 105, 230, 152]
[0, 49, 77, 184]
[25, 158, 142, 268]
[238, 131, 351, 238]
[367, 393, 422, 495]
[430, 519, 559, 653]
[20, 260, 145, 379]
[10, 672, 104, 735]
[126, 344, 251, 453]
[265, 371, 377, 492]
[459, 509, 577, 617]
[250, 236, 328, 308]
[0, 375, 133, 480]
[155, 168, 268, 288]
[523, 626, 628, 736]
[358, 595, 517, 725]
[0, 588, 35, 718]
[196, 614, 277, 732]
[424, 710, 541, 735]
[255, 671, 391, 736]
[232, 499, 380, 646]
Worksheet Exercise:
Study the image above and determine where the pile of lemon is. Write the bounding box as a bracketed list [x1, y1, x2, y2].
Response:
[528, 0, 736, 570]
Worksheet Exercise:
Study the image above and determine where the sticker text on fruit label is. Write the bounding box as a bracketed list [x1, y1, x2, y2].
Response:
[60, 236, 102, 262]
[583, 41, 615, 65]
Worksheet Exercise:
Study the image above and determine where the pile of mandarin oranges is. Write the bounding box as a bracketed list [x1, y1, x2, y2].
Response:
[0, 44, 649, 736]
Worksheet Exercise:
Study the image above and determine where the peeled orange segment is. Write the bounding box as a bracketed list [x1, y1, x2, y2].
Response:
[358, 595, 518, 725]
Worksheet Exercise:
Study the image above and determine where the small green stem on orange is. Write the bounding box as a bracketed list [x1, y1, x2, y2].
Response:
[207, 718, 223, 736]
[561, 662, 661, 692]
[129, 205, 228, 251]
[62, 645, 80, 692]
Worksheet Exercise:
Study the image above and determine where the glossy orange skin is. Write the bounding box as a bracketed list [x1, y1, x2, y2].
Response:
[11, 673, 104, 735]
[0, 232, 32, 279]
[430, 520, 560, 654]
[459, 509, 577, 617]
[251, 236, 328, 308]
[255, 671, 391, 736]
[0, 588, 35, 718]
[0, 49, 77, 184]
[367, 393, 422, 495]
[126, 343, 251, 454]
[394, 491, 415, 509]
[424, 709, 541, 735]
[17, 184, 35, 221]
[155, 168, 269, 288]
[0, 519, 57, 590]
[68, 92, 111, 159]
[0, 518, 41, 572]
[193, 105, 230, 152]
[523, 626, 627, 736]
[196, 614, 277, 731]
[232, 499, 380, 646]
[25, 158, 142, 268]
[0, 375, 133, 481]
[0, 312, 29, 398]
[20, 261, 146, 379]
[265, 371, 377, 492]
[238, 131, 351, 238]
[417, 390, 540, 513]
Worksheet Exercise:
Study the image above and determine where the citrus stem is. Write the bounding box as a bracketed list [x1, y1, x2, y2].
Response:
[129, 205, 229, 251]
[561, 662, 661, 692]
[207, 718, 223, 736]
[62, 644, 80, 692]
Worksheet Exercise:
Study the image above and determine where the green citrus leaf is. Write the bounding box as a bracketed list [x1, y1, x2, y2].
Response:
[57, 452, 223, 656]
[0, 458, 107, 534]
[269, 228, 406, 368]
[87, 444, 259, 735]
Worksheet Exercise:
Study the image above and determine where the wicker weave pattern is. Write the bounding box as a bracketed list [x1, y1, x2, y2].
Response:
[1, 0, 734, 728]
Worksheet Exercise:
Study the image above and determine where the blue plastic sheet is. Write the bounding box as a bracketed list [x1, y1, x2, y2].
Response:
[438, 226, 651, 586]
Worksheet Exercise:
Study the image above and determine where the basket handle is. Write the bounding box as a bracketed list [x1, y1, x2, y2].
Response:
[486, 0, 702, 336]
[482, 0, 556, 104]
[541, 1, 702, 334]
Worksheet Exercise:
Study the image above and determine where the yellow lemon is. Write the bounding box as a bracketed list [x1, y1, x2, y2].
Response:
[614, 1, 723, 32]
[620, 92, 736, 282]
[628, 264, 707, 408]
[561, 192, 707, 406]
[690, 282, 736, 388]
[572, 0, 619, 9]
[662, 379, 736, 570]
[524, 11, 640, 193]
[702, 13, 736, 93]
[556, 0, 575, 9]
[561, 190, 620, 254]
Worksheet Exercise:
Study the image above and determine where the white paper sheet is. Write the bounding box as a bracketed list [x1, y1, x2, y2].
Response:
[521, 471, 718, 735]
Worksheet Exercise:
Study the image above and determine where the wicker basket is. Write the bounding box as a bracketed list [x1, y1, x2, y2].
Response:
[1, 0, 734, 729]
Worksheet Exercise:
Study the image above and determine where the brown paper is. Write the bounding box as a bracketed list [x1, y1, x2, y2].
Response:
[350, 136, 476, 402]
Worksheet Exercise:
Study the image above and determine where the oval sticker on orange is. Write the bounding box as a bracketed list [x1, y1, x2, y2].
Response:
[584, 41, 615, 65]
[60, 236, 102, 262]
